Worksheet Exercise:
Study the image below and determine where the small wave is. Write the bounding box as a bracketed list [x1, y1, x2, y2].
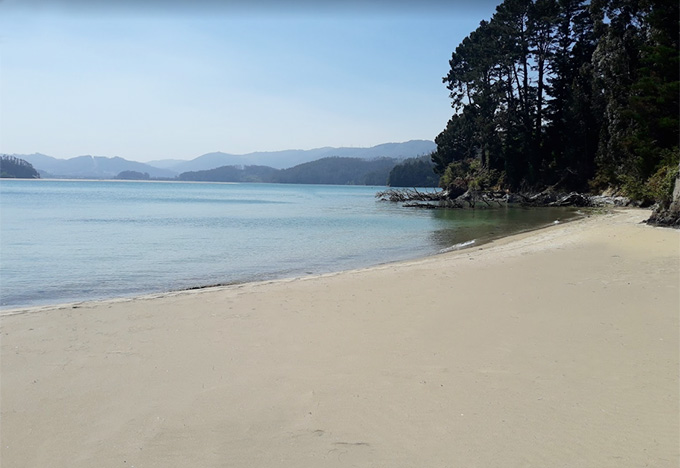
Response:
[439, 239, 476, 253]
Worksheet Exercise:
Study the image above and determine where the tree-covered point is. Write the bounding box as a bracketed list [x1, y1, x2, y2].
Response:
[0, 155, 40, 179]
[387, 155, 440, 187]
[115, 170, 150, 180]
[272, 157, 397, 185]
[179, 165, 278, 183]
[177, 158, 397, 185]
[433, 0, 679, 205]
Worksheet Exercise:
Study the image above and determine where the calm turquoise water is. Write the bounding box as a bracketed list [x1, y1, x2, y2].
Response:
[0, 180, 578, 309]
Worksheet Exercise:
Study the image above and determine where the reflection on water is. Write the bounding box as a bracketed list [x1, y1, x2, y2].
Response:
[1, 179, 584, 309]
[428, 206, 582, 251]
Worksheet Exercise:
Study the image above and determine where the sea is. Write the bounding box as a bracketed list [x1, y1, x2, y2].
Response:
[0, 179, 580, 309]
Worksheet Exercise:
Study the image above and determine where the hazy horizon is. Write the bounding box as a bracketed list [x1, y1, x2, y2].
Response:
[1, 0, 500, 163]
[8, 138, 436, 164]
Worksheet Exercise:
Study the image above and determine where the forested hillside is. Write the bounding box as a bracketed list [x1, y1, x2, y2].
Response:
[0, 156, 40, 179]
[432, 0, 678, 206]
[178, 165, 279, 183]
[178, 157, 399, 185]
[387, 156, 440, 187]
[273, 157, 396, 185]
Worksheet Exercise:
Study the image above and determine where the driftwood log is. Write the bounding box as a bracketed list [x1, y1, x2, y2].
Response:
[376, 188, 633, 209]
[375, 188, 444, 203]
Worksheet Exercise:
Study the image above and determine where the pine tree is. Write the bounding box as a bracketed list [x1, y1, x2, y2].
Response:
[434, 0, 678, 200]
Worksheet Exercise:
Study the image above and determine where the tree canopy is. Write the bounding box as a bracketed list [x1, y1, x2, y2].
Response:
[387, 155, 440, 187]
[0, 156, 41, 179]
[115, 170, 150, 180]
[433, 0, 679, 204]
[178, 158, 399, 185]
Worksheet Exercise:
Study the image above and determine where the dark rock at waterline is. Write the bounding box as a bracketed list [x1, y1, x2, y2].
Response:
[646, 209, 680, 227]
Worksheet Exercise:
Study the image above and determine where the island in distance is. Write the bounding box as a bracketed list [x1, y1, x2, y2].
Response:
[0, 155, 41, 179]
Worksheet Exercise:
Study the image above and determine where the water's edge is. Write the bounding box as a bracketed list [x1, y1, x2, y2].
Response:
[0, 209, 589, 315]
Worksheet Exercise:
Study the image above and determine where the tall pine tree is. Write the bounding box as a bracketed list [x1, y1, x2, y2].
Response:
[434, 0, 678, 200]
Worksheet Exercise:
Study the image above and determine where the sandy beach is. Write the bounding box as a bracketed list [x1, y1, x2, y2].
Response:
[1, 208, 678, 467]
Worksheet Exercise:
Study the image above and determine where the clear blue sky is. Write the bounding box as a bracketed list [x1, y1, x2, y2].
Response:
[0, 1, 499, 162]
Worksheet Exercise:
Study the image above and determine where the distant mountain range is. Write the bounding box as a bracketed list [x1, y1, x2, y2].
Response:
[9, 140, 436, 180]
[152, 140, 437, 173]
[14, 154, 177, 179]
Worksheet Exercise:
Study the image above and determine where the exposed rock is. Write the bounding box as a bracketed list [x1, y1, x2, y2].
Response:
[647, 209, 680, 227]
[647, 162, 680, 228]
[589, 195, 633, 207]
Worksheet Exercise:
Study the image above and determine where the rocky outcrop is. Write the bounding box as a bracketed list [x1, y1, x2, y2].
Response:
[647, 162, 680, 228]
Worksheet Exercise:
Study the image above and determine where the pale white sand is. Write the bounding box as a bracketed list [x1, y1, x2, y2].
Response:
[1, 209, 678, 467]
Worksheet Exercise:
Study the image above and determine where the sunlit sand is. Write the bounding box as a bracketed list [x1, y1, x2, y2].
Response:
[2, 209, 678, 467]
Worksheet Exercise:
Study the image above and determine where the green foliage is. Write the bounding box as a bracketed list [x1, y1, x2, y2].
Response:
[431, 111, 481, 174]
[589, 0, 679, 202]
[273, 157, 397, 185]
[440, 158, 502, 194]
[647, 161, 679, 204]
[0, 155, 40, 179]
[435, 0, 679, 203]
[116, 170, 150, 180]
[619, 151, 680, 205]
[179, 165, 278, 183]
[179, 158, 398, 186]
[387, 155, 439, 187]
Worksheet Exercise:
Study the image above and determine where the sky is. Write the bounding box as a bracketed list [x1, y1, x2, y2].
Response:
[0, 0, 500, 162]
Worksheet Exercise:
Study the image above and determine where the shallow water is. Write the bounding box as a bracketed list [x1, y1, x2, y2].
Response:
[0, 180, 579, 309]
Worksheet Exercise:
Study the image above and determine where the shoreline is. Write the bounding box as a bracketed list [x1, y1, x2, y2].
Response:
[2, 208, 678, 467]
[0, 206, 584, 317]
[1, 207, 586, 315]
